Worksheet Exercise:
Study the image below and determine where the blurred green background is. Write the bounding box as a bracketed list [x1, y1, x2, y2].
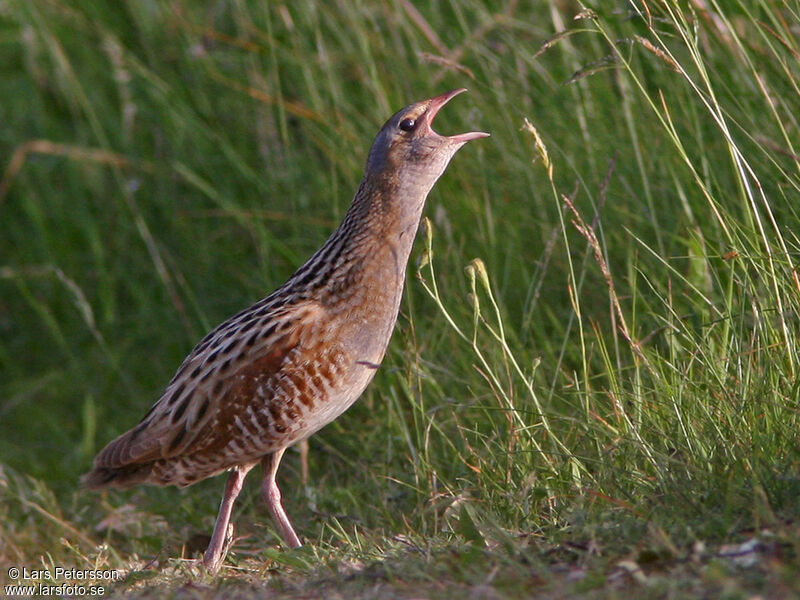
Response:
[2, 0, 800, 594]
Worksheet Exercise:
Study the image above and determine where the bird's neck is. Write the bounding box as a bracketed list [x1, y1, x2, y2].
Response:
[340, 171, 430, 254]
[284, 171, 431, 297]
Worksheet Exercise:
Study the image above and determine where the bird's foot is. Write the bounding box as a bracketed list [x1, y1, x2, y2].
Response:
[280, 524, 303, 549]
[202, 523, 235, 574]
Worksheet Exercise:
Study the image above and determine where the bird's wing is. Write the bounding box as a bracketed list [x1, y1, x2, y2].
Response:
[91, 297, 326, 470]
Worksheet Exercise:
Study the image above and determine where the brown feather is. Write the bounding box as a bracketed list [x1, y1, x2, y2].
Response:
[84, 301, 325, 487]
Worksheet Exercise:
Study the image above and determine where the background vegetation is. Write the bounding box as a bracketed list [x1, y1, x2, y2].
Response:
[1, 0, 799, 597]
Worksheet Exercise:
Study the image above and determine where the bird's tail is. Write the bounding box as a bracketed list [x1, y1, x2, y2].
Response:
[81, 463, 154, 490]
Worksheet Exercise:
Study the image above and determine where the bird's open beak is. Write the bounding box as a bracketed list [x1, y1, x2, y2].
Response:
[422, 88, 490, 144]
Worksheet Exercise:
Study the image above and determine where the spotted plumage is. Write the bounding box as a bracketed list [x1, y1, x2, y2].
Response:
[83, 89, 488, 572]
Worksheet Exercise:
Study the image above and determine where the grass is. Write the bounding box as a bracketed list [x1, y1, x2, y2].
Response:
[2, 0, 800, 597]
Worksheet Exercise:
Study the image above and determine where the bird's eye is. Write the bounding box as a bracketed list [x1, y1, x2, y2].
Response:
[398, 118, 416, 132]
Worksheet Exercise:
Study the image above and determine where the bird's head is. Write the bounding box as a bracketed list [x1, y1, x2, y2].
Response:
[365, 89, 489, 193]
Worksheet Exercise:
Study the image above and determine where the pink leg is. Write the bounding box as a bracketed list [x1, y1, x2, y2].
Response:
[202, 463, 255, 572]
[261, 449, 302, 548]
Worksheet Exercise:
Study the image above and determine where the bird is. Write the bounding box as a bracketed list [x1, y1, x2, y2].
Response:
[83, 88, 489, 573]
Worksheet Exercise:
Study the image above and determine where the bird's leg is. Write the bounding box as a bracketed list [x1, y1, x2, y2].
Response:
[203, 463, 255, 573]
[261, 448, 302, 548]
